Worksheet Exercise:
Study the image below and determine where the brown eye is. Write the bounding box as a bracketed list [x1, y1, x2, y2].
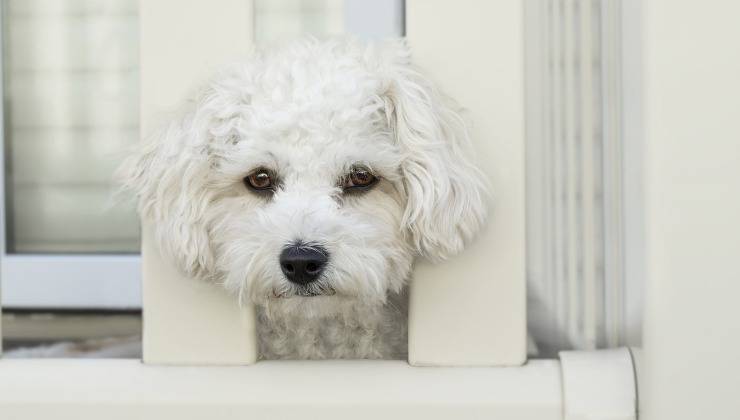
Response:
[244, 168, 274, 192]
[343, 167, 378, 191]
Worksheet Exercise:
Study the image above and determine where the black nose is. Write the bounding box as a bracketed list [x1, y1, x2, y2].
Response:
[279, 245, 328, 285]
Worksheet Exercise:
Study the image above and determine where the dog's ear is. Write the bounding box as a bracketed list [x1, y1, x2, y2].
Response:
[380, 40, 488, 261]
[118, 83, 241, 279]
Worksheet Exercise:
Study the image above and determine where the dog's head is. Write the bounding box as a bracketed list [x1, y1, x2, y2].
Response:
[121, 38, 487, 316]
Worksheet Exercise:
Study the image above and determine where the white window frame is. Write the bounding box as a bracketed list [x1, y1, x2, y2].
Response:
[0, 255, 141, 309]
[0, 4, 142, 310]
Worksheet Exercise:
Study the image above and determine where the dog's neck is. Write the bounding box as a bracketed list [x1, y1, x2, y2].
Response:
[256, 289, 408, 360]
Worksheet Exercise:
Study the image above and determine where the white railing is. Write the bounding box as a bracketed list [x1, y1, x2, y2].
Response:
[138, 0, 527, 367]
[138, 0, 259, 365]
[0, 349, 637, 419]
[405, 0, 527, 366]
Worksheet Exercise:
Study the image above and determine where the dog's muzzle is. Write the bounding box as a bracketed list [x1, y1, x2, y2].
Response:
[279, 244, 328, 286]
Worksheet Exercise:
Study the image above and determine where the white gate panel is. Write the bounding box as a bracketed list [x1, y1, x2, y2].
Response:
[406, 0, 527, 366]
[140, 0, 258, 365]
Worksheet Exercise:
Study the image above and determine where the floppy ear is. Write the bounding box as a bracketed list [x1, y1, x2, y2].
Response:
[382, 42, 488, 261]
[118, 84, 240, 279]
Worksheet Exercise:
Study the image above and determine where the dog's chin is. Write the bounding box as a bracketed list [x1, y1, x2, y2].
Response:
[262, 294, 343, 318]
[260, 291, 384, 318]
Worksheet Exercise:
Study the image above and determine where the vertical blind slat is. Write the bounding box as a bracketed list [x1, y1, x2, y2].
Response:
[526, 0, 625, 355]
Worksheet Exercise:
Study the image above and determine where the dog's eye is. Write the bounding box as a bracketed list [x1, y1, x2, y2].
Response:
[244, 168, 274, 192]
[343, 167, 378, 191]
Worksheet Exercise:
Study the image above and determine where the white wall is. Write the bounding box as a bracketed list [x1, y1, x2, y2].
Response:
[642, 1, 740, 418]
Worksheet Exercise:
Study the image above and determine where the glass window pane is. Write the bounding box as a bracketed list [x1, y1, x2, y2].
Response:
[3, 0, 140, 253]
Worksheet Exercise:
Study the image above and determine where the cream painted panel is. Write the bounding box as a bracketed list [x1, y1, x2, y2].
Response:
[407, 0, 527, 365]
[0, 359, 562, 419]
[642, 0, 740, 419]
[140, 0, 253, 131]
[560, 348, 637, 420]
[142, 224, 257, 364]
[140, 0, 257, 364]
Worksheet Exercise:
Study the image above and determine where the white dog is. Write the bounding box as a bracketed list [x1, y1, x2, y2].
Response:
[120, 37, 487, 360]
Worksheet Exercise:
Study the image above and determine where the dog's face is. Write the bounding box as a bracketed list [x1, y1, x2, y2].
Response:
[210, 100, 413, 314]
[122, 39, 486, 316]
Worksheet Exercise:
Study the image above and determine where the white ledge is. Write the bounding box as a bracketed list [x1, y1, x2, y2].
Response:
[0, 359, 562, 419]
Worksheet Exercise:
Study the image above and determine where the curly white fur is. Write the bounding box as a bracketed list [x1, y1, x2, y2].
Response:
[119, 37, 487, 360]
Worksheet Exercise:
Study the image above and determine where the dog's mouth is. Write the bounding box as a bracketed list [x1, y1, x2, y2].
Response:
[271, 286, 336, 299]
